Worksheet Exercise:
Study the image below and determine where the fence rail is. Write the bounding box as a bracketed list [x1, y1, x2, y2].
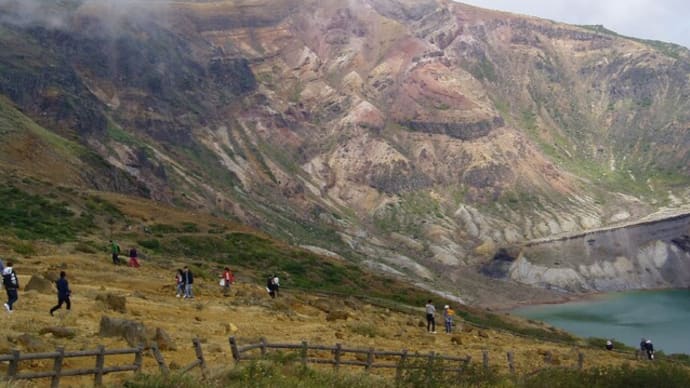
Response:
[229, 336, 588, 383]
[230, 337, 560, 383]
[1, 335, 596, 386]
[1, 338, 207, 387]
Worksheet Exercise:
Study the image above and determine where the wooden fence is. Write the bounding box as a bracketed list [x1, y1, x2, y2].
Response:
[3, 335, 590, 386]
[229, 336, 585, 383]
[0, 338, 207, 387]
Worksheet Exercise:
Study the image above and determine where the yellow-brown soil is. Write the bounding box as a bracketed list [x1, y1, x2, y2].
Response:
[0, 254, 641, 387]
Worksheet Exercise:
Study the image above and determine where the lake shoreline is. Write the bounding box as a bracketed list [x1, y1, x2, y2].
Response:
[492, 286, 690, 313]
[508, 288, 690, 355]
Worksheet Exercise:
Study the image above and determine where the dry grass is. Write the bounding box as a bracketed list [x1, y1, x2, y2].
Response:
[0, 252, 645, 387]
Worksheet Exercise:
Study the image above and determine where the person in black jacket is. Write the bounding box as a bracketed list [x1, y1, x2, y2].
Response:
[645, 339, 655, 360]
[50, 271, 71, 316]
[2, 261, 19, 313]
[183, 266, 194, 299]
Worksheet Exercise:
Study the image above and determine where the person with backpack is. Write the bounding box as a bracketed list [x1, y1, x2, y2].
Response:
[266, 275, 276, 298]
[443, 305, 455, 334]
[128, 247, 140, 268]
[3, 261, 19, 313]
[221, 267, 234, 296]
[645, 339, 655, 360]
[425, 300, 436, 333]
[605, 340, 614, 351]
[110, 240, 121, 265]
[175, 269, 184, 297]
[272, 274, 280, 297]
[182, 266, 194, 299]
[50, 271, 71, 316]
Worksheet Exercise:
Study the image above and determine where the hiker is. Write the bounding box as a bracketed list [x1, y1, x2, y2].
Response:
[175, 269, 184, 297]
[266, 274, 281, 298]
[425, 299, 436, 333]
[128, 247, 140, 268]
[2, 261, 19, 313]
[605, 340, 613, 351]
[640, 338, 647, 355]
[221, 267, 234, 296]
[272, 274, 280, 297]
[182, 266, 194, 299]
[443, 305, 455, 334]
[50, 271, 71, 316]
[110, 240, 121, 265]
[645, 339, 655, 360]
[266, 275, 275, 298]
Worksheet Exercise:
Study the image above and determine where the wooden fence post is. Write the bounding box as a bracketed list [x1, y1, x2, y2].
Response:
[94, 345, 106, 386]
[395, 349, 408, 384]
[193, 338, 207, 379]
[260, 337, 267, 357]
[134, 346, 144, 374]
[150, 344, 170, 377]
[507, 352, 514, 374]
[425, 351, 436, 386]
[51, 346, 65, 388]
[8, 349, 20, 379]
[365, 348, 374, 372]
[482, 351, 489, 370]
[333, 343, 342, 371]
[229, 336, 241, 363]
[456, 356, 470, 382]
[300, 341, 308, 367]
[578, 352, 584, 370]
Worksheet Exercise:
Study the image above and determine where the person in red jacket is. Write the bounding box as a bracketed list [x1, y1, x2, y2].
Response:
[128, 247, 140, 268]
[221, 267, 235, 296]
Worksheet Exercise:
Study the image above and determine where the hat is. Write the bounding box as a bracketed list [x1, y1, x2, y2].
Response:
[444, 305, 449, 309]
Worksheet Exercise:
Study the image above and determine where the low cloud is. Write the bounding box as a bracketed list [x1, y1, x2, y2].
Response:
[460, 0, 690, 48]
[0, 0, 170, 33]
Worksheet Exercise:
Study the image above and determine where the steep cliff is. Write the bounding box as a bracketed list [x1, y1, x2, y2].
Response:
[0, 0, 689, 304]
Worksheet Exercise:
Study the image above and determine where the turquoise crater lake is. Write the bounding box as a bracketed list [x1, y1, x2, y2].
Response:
[511, 289, 690, 355]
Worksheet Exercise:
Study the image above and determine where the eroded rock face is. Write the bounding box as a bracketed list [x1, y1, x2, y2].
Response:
[0, 0, 689, 305]
[507, 214, 690, 292]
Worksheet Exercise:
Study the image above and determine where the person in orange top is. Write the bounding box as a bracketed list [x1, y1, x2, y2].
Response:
[443, 305, 455, 334]
[221, 267, 235, 296]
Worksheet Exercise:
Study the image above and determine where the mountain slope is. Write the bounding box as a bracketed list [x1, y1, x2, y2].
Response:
[0, 0, 689, 304]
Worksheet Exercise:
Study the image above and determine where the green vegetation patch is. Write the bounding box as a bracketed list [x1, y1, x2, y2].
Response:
[0, 186, 93, 243]
[124, 360, 690, 388]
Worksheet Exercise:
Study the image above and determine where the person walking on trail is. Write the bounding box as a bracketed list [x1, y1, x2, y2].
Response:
[221, 267, 234, 296]
[2, 261, 19, 313]
[605, 340, 614, 351]
[110, 240, 121, 265]
[272, 274, 280, 297]
[645, 339, 655, 360]
[425, 299, 436, 333]
[175, 269, 184, 297]
[50, 271, 71, 316]
[443, 305, 455, 334]
[182, 266, 194, 299]
[128, 247, 140, 268]
[266, 275, 277, 298]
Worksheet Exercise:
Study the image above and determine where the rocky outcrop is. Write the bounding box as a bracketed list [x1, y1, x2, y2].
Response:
[507, 213, 690, 292]
[24, 276, 54, 294]
[402, 117, 505, 141]
[98, 316, 149, 347]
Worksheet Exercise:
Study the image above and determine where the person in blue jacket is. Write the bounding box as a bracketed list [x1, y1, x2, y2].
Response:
[50, 271, 71, 316]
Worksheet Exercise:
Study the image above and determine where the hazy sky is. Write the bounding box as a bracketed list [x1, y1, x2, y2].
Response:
[460, 0, 690, 48]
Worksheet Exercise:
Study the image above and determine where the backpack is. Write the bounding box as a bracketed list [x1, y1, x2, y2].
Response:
[2, 269, 17, 290]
